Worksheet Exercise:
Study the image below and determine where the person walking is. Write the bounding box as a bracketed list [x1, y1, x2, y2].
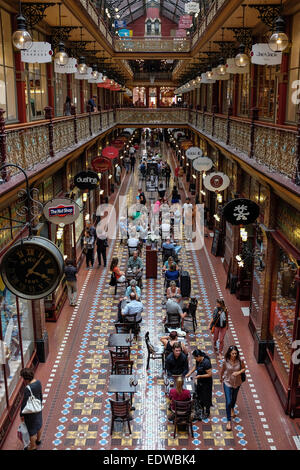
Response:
[83, 229, 95, 269]
[165, 163, 171, 188]
[64, 259, 78, 306]
[220, 345, 246, 431]
[20, 368, 43, 450]
[186, 349, 213, 420]
[124, 155, 130, 173]
[63, 96, 72, 116]
[96, 231, 108, 268]
[209, 299, 229, 359]
[115, 163, 121, 185]
[130, 153, 136, 172]
[183, 197, 193, 242]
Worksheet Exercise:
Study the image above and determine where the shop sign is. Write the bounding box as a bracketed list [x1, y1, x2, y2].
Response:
[115, 20, 126, 28]
[102, 146, 119, 159]
[74, 171, 99, 190]
[185, 2, 200, 14]
[43, 198, 80, 225]
[91, 156, 112, 172]
[223, 198, 260, 226]
[54, 57, 77, 74]
[193, 156, 213, 172]
[21, 42, 53, 63]
[251, 43, 282, 65]
[181, 140, 193, 150]
[178, 15, 193, 29]
[203, 172, 230, 192]
[75, 67, 93, 80]
[175, 29, 187, 38]
[118, 29, 130, 37]
[226, 58, 249, 74]
[186, 146, 203, 160]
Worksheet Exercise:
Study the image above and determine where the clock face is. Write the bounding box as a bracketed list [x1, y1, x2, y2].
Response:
[1, 237, 64, 300]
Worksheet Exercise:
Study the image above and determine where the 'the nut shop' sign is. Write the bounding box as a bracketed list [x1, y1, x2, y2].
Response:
[74, 171, 99, 190]
[43, 198, 80, 225]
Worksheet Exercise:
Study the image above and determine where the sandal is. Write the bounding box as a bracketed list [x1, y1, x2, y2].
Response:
[226, 422, 232, 432]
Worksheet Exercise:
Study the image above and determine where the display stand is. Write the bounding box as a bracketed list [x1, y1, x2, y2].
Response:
[146, 242, 158, 279]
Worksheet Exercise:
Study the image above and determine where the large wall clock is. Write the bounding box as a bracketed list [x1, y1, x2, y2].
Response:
[0, 236, 64, 300]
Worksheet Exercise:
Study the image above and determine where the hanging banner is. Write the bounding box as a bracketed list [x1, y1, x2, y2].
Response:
[102, 146, 119, 159]
[75, 67, 92, 80]
[201, 72, 216, 84]
[193, 156, 213, 172]
[203, 172, 230, 192]
[43, 198, 80, 225]
[212, 67, 230, 81]
[55, 57, 77, 74]
[226, 58, 249, 74]
[251, 43, 282, 65]
[115, 20, 126, 28]
[74, 171, 99, 190]
[223, 198, 260, 226]
[186, 146, 203, 160]
[21, 42, 53, 63]
[175, 29, 187, 38]
[91, 156, 112, 173]
[185, 2, 200, 14]
[178, 15, 193, 29]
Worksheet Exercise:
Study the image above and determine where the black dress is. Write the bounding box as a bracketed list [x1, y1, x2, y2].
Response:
[20, 380, 43, 436]
[195, 356, 213, 410]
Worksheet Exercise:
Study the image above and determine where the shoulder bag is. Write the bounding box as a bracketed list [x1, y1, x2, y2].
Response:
[22, 385, 43, 414]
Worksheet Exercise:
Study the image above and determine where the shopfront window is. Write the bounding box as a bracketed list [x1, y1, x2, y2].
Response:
[270, 247, 297, 387]
[251, 227, 267, 336]
[0, 280, 34, 415]
[55, 72, 67, 117]
[238, 73, 250, 117]
[286, 11, 300, 124]
[25, 63, 48, 120]
[0, 9, 17, 122]
[222, 76, 234, 114]
[256, 65, 278, 121]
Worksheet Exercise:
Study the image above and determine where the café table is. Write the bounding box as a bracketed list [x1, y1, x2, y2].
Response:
[108, 374, 138, 410]
[108, 333, 132, 354]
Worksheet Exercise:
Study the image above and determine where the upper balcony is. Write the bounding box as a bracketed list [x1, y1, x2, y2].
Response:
[113, 37, 191, 59]
[0, 107, 299, 201]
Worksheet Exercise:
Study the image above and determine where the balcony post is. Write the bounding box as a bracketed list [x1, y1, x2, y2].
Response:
[212, 105, 217, 137]
[99, 106, 102, 130]
[196, 107, 198, 128]
[87, 104, 92, 136]
[226, 104, 233, 146]
[250, 107, 259, 159]
[203, 105, 207, 132]
[44, 106, 54, 158]
[71, 105, 78, 144]
[0, 108, 7, 181]
[296, 106, 300, 185]
[107, 109, 110, 127]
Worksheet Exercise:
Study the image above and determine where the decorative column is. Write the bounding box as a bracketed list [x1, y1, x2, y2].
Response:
[44, 106, 54, 158]
[67, 74, 72, 100]
[0, 109, 7, 181]
[80, 80, 84, 114]
[46, 63, 55, 110]
[32, 299, 49, 362]
[71, 105, 78, 144]
[277, 55, 289, 125]
[15, 51, 27, 123]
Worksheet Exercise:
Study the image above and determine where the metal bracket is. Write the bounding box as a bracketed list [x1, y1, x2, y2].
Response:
[51, 26, 79, 49]
[21, 2, 57, 31]
[248, 4, 282, 29]
[226, 27, 253, 51]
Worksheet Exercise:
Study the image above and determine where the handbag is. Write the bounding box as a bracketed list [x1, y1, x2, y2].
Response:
[21, 385, 43, 414]
[210, 311, 221, 335]
[17, 422, 30, 448]
[240, 360, 246, 382]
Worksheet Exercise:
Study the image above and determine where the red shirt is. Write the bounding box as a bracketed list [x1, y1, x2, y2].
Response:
[175, 167, 179, 177]
[169, 388, 191, 410]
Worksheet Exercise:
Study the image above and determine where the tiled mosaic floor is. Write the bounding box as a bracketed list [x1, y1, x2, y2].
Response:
[2, 140, 299, 451]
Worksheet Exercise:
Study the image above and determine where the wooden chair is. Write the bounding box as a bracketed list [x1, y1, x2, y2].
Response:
[109, 399, 133, 435]
[114, 323, 134, 335]
[164, 312, 181, 332]
[112, 272, 126, 295]
[172, 400, 194, 439]
[114, 359, 134, 375]
[109, 350, 130, 374]
[123, 313, 140, 340]
[182, 298, 198, 333]
[144, 331, 165, 370]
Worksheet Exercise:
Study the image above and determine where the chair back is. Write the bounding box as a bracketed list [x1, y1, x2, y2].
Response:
[110, 399, 131, 418]
[188, 298, 198, 317]
[115, 323, 133, 334]
[162, 247, 174, 263]
[109, 349, 130, 366]
[174, 399, 193, 418]
[144, 331, 156, 354]
[123, 313, 137, 324]
[114, 359, 134, 375]
[166, 312, 181, 328]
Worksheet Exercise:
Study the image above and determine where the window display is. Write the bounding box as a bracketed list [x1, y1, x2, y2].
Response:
[251, 227, 266, 336]
[270, 247, 297, 387]
[0, 275, 34, 416]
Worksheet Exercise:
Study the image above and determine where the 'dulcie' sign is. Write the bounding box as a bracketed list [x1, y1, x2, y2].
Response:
[74, 171, 99, 190]
[251, 44, 282, 65]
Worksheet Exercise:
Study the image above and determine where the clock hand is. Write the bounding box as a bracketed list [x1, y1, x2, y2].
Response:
[26, 254, 45, 278]
[28, 271, 50, 280]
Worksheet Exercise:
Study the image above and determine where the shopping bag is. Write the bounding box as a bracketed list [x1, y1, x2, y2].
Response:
[17, 422, 30, 448]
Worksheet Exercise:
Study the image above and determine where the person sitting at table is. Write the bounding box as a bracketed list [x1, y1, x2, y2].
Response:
[165, 263, 180, 287]
[110, 257, 126, 283]
[128, 229, 140, 251]
[162, 238, 182, 256]
[165, 298, 187, 329]
[167, 281, 181, 303]
[127, 250, 143, 288]
[163, 256, 178, 272]
[169, 376, 191, 417]
[121, 292, 143, 324]
[160, 330, 188, 356]
[165, 342, 189, 377]
[125, 279, 141, 301]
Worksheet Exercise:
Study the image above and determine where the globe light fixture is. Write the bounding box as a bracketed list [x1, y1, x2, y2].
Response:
[217, 58, 226, 75]
[235, 44, 249, 67]
[206, 70, 214, 79]
[92, 64, 99, 80]
[78, 56, 87, 74]
[268, 17, 289, 52]
[55, 42, 69, 66]
[12, 13, 32, 51]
